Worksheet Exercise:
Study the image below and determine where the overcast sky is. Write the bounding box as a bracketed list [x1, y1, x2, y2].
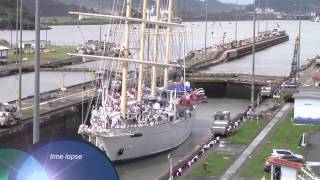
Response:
[218, 0, 253, 5]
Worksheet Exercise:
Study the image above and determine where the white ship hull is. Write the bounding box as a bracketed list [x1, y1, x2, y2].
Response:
[93, 113, 194, 162]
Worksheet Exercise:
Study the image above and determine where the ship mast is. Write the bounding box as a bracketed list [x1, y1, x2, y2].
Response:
[137, 0, 148, 105]
[151, 0, 161, 96]
[68, 1, 184, 105]
[163, 0, 173, 89]
[120, 0, 132, 119]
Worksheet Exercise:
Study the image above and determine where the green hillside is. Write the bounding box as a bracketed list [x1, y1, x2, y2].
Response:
[254, 0, 320, 13]
[0, 0, 34, 30]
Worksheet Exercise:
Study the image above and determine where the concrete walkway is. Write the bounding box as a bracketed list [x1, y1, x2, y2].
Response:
[304, 132, 320, 176]
[220, 103, 293, 180]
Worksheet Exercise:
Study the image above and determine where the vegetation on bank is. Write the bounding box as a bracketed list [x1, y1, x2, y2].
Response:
[252, 0, 319, 14]
[241, 111, 320, 178]
[185, 153, 236, 179]
[8, 45, 77, 63]
[0, 0, 35, 30]
[0, 39, 10, 47]
[22, 108, 47, 118]
[183, 115, 270, 179]
[41, 17, 120, 26]
[226, 117, 269, 145]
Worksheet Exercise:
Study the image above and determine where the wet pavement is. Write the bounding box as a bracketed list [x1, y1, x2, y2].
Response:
[305, 132, 320, 176]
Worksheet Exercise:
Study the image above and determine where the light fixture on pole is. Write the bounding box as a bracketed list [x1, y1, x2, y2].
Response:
[235, 0, 238, 42]
[297, 0, 302, 72]
[15, 0, 19, 65]
[266, 0, 269, 32]
[251, 0, 257, 110]
[168, 154, 173, 180]
[99, 0, 102, 44]
[204, 0, 208, 60]
[33, 0, 40, 144]
[18, 0, 23, 113]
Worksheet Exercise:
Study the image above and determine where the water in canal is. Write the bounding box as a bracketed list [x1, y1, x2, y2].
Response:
[0, 71, 94, 102]
[0, 20, 319, 178]
[1, 20, 320, 76]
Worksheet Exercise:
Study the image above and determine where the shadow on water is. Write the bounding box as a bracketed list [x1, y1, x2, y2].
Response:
[193, 82, 260, 99]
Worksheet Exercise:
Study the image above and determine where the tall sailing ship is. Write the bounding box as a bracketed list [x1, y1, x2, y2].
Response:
[69, 0, 207, 162]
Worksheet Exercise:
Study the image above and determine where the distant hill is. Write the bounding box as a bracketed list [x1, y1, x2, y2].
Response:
[23, 0, 85, 17]
[0, 0, 34, 29]
[253, 0, 320, 13]
[54, 0, 236, 18]
[175, 0, 235, 19]
[2, 0, 237, 23]
[56, 0, 236, 13]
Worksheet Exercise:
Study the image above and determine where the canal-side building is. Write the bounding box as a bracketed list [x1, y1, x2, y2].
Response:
[21, 40, 46, 50]
[0, 46, 9, 65]
[312, 72, 320, 86]
[293, 86, 320, 124]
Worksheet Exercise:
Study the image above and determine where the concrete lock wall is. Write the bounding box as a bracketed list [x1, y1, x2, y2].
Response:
[0, 103, 89, 151]
[192, 82, 260, 99]
[294, 98, 320, 120]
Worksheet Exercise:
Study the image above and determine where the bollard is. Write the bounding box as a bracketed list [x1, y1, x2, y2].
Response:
[300, 133, 307, 147]
[202, 162, 208, 171]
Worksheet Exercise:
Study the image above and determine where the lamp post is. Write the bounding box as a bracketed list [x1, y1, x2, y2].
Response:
[298, 0, 302, 71]
[257, 0, 261, 34]
[251, 0, 257, 110]
[266, 0, 269, 32]
[33, 0, 40, 144]
[190, 24, 195, 50]
[45, 25, 48, 47]
[15, 0, 19, 109]
[99, 0, 102, 44]
[204, 0, 208, 60]
[235, 0, 238, 42]
[211, 32, 215, 48]
[18, 0, 23, 113]
[61, 73, 66, 102]
[15, 0, 19, 65]
[8, 14, 13, 49]
[168, 154, 173, 180]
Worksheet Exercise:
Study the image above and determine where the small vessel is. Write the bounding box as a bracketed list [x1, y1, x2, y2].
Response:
[260, 80, 277, 98]
[271, 24, 286, 37]
[210, 111, 232, 136]
[313, 16, 320, 22]
[76, 40, 120, 56]
[70, 0, 206, 162]
[0, 103, 20, 127]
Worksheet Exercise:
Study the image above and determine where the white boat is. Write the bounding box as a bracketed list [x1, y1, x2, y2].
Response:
[313, 16, 320, 22]
[70, 0, 207, 162]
